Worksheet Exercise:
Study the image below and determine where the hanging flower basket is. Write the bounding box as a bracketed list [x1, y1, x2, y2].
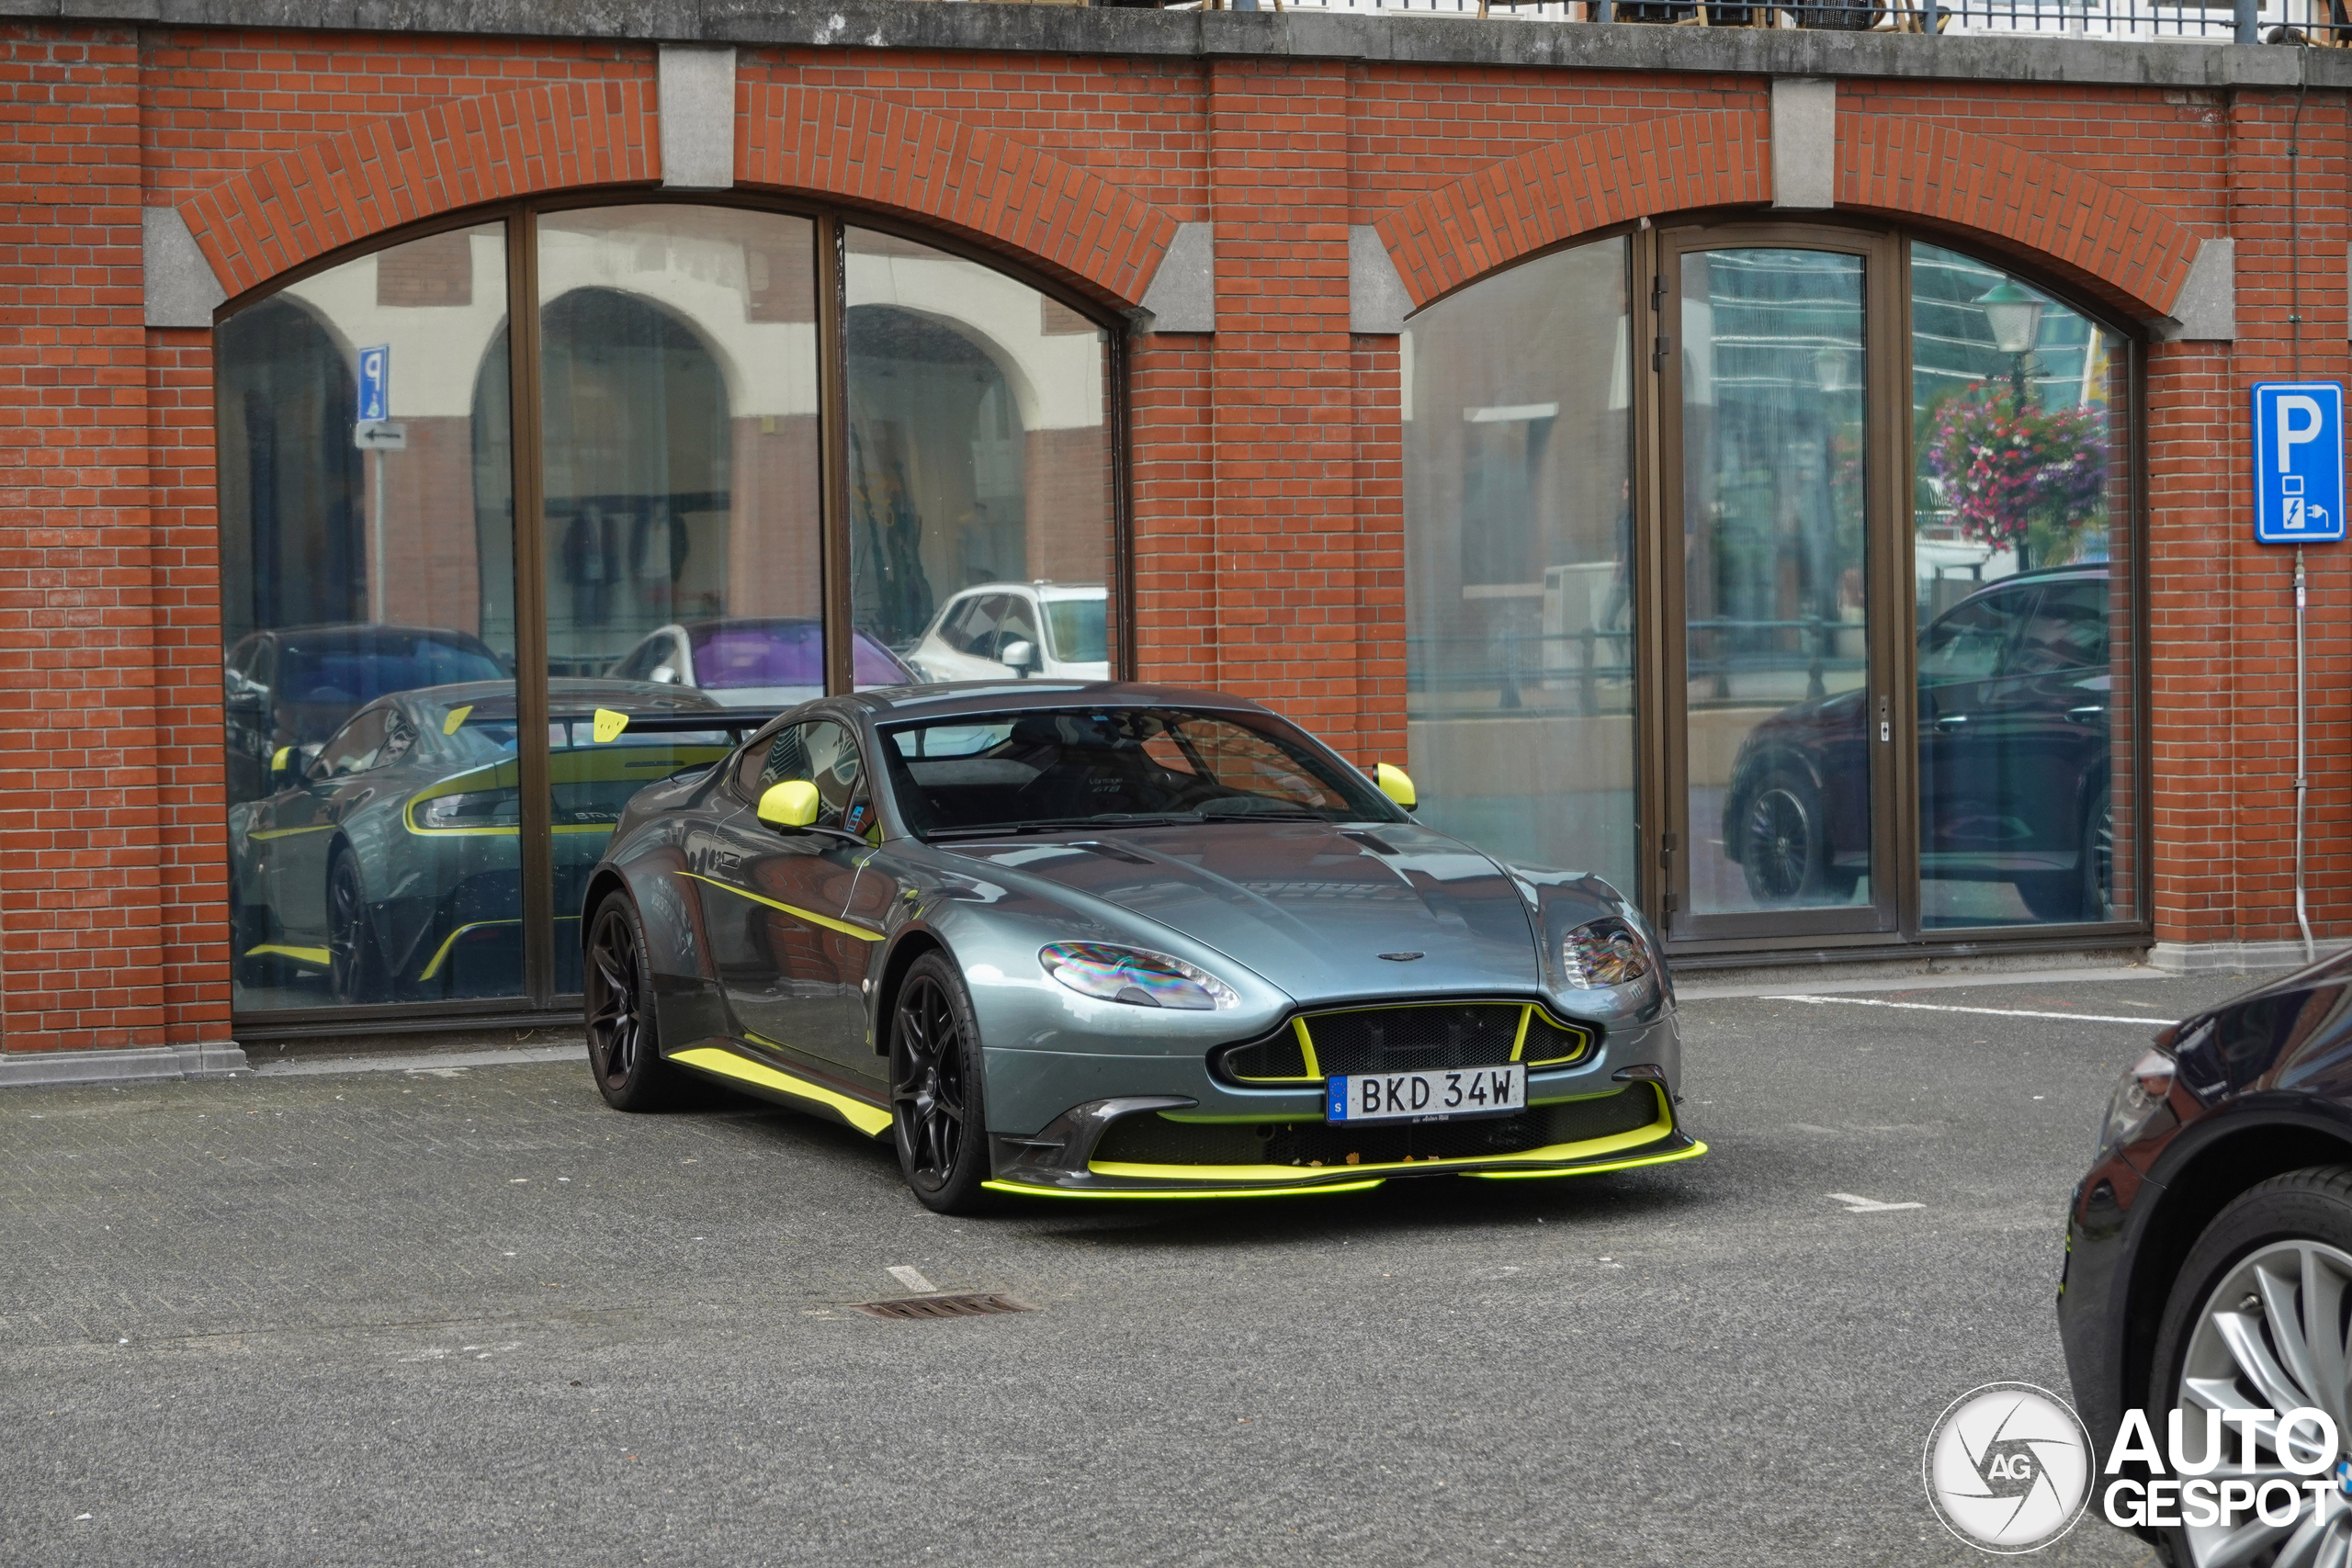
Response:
[1924, 383, 2109, 565]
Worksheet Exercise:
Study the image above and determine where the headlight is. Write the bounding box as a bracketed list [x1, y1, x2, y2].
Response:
[1038, 942, 1238, 1010]
[416, 788, 519, 830]
[1562, 918, 1653, 990]
[2093, 1047, 2177, 1164]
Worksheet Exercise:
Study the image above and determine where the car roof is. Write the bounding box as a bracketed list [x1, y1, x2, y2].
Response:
[841, 680, 1272, 723]
[264, 624, 499, 651]
[385, 678, 727, 724]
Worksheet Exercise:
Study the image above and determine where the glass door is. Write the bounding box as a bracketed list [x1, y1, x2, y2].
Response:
[1657, 232, 1899, 943]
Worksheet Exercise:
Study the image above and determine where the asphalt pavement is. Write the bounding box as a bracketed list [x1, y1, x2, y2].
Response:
[0, 966, 2272, 1566]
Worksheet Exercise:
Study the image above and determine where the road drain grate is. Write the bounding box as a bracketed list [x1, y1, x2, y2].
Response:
[851, 1292, 1030, 1321]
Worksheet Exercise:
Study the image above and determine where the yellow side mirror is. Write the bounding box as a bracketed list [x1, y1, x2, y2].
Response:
[1374, 762, 1417, 809]
[757, 779, 822, 829]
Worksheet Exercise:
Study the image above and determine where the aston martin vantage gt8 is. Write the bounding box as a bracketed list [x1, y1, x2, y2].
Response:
[580, 682, 1704, 1213]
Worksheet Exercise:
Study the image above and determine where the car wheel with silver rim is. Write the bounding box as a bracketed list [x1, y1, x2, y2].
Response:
[2151, 1168, 2352, 1567]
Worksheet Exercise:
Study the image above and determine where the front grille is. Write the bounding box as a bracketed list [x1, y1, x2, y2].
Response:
[1091, 1084, 1663, 1169]
[1215, 1001, 1594, 1084]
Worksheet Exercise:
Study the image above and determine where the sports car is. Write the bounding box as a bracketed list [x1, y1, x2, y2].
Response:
[579, 682, 1703, 1212]
[229, 678, 745, 1004]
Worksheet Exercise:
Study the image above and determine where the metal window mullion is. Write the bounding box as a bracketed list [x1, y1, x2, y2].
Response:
[509, 206, 558, 1005]
[816, 214, 854, 696]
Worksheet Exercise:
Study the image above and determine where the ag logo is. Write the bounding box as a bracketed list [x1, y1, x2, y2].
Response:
[1923, 1382, 2093, 1553]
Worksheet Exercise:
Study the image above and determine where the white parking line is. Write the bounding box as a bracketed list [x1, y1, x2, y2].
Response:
[1828, 1192, 1926, 1213]
[1768, 995, 2168, 1027]
[887, 1265, 935, 1293]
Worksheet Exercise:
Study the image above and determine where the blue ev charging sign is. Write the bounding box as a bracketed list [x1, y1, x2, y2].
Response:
[2253, 382, 2346, 545]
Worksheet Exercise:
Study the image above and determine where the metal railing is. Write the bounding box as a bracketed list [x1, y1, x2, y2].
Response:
[1408, 615, 1869, 715]
[1200, 0, 2346, 44]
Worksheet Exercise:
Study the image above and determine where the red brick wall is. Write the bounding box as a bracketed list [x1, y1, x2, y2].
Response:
[0, 19, 2335, 1048]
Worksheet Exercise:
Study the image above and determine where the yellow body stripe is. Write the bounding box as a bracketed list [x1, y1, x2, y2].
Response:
[1089, 1084, 1679, 1184]
[416, 919, 519, 980]
[244, 942, 331, 965]
[983, 1178, 1386, 1201]
[671, 1045, 894, 1136]
[248, 824, 337, 842]
[683, 874, 885, 943]
[1290, 1016, 1320, 1078]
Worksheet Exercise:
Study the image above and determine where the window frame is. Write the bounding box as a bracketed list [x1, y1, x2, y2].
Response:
[213, 193, 1135, 1034]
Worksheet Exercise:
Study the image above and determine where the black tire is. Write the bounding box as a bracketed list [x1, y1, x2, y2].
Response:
[326, 848, 388, 1004]
[1736, 766, 1839, 905]
[583, 891, 681, 1111]
[2144, 1167, 2352, 1567]
[228, 880, 277, 987]
[889, 952, 998, 1215]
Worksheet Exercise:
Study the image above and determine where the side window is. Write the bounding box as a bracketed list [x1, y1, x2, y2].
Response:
[997, 594, 1041, 657]
[379, 711, 418, 770]
[2010, 581, 2109, 675]
[740, 720, 865, 831]
[611, 635, 663, 682]
[954, 594, 1009, 658]
[1917, 588, 2033, 687]
[314, 709, 390, 778]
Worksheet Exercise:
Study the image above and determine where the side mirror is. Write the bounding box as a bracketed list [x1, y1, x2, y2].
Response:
[757, 779, 822, 830]
[268, 745, 301, 791]
[1000, 638, 1036, 678]
[1374, 762, 1417, 810]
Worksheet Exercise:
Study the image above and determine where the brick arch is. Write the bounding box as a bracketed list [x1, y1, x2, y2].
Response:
[1374, 109, 2203, 322]
[181, 79, 661, 299]
[737, 85, 1181, 307]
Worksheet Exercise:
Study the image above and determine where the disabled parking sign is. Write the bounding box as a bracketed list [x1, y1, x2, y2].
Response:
[2253, 381, 2345, 544]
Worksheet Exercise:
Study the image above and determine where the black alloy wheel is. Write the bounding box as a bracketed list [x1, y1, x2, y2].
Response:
[1739, 768, 1835, 904]
[326, 850, 387, 1004]
[890, 952, 995, 1214]
[584, 892, 677, 1111]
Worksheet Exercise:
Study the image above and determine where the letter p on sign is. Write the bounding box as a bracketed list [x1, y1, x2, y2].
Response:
[2255, 382, 2347, 545]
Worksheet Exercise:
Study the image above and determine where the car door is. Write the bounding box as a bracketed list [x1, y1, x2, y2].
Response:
[1999, 579, 2112, 854]
[259, 706, 394, 940]
[1917, 583, 2034, 876]
[686, 718, 883, 1083]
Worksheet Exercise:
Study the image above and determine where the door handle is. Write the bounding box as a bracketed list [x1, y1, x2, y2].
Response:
[2065, 705, 2106, 725]
[1934, 715, 1969, 730]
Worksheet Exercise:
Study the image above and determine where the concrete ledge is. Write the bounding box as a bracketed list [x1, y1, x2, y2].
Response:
[0, 1042, 249, 1089]
[1674, 943, 2152, 998]
[1, 0, 2337, 91]
[2147, 938, 2349, 975]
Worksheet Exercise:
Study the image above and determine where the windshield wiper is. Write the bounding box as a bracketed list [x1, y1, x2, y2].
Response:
[1195, 807, 1331, 822]
[922, 815, 1195, 840]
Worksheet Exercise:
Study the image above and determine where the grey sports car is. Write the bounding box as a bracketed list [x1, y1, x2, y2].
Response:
[581, 682, 1703, 1213]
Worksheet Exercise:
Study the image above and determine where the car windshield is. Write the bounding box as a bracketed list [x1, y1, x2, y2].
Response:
[878, 706, 1403, 837]
[686, 623, 911, 689]
[1042, 599, 1107, 664]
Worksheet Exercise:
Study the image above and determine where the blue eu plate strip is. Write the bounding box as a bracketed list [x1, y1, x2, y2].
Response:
[1329, 1077, 1350, 1122]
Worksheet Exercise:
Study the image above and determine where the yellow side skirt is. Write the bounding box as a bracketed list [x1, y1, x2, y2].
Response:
[244, 943, 331, 967]
[670, 1045, 894, 1137]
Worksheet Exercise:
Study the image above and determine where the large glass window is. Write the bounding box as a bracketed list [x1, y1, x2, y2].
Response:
[220, 222, 519, 1011]
[217, 203, 1123, 1022]
[845, 227, 1115, 686]
[1400, 239, 1637, 892]
[1910, 243, 2134, 928]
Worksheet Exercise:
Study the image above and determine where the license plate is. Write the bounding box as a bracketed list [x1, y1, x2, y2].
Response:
[1327, 1064, 1526, 1124]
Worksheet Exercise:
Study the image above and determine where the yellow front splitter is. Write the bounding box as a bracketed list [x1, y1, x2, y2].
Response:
[983, 1134, 1707, 1201]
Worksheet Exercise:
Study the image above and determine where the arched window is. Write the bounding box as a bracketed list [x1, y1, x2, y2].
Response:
[216, 202, 1124, 1024]
[1401, 227, 2138, 952]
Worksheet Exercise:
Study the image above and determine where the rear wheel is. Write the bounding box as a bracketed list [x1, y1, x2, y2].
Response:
[2148, 1168, 2352, 1566]
[584, 892, 679, 1111]
[889, 953, 997, 1214]
[326, 850, 387, 1004]
[1737, 767, 1845, 904]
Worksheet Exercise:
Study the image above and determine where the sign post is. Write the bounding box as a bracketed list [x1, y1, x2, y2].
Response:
[2251, 379, 2346, 965]
[356, 345, 391, 622]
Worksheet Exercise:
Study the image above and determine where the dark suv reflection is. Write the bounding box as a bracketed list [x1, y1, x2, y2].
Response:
[1722, 564, 2115, 923]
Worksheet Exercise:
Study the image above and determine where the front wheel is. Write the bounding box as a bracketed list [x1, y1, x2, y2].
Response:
[583, 892, 679, 1111]
[326, 850, 388, 1004]
[889, 953, 997, 1215]
[2146, 1167, 2352, 1567]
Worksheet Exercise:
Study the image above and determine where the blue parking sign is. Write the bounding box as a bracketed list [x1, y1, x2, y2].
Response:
[2253, 381, 2345, 544]
[356, 344, 390, 423]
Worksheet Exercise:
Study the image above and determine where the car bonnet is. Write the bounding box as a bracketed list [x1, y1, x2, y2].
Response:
[933, 819, 1543, 1001]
